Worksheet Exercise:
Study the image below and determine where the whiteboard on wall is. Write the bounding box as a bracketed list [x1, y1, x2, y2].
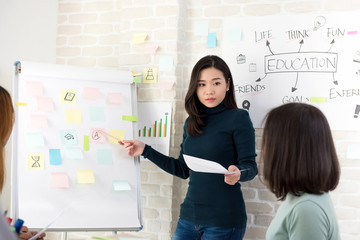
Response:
[223, 11, 360, 130]
[11, 61, 142, 231]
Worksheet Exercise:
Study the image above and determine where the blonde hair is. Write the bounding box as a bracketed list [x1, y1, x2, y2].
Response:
[0, 86, 14, 192]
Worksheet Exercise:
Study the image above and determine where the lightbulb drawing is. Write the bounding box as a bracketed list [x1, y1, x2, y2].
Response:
[313, 16, 326, 31]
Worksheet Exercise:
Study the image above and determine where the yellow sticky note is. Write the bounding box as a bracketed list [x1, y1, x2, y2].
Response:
[310, 97, 326, 103]
[66, 108, 82, 124]
[61, 89, 77, 104]
[27, 153, 44, 170]
[143, 68, 158, 84]
[109, 129, 125, 144]
[131, 33, 147, 44]
[16, 102, 28, 106]
[77, 169, 95, 184]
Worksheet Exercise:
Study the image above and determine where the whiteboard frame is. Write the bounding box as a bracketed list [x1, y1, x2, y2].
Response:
[10, 61, 143, 232]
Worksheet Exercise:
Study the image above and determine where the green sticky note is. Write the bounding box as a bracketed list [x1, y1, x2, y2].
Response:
[83, 135, 89, 151]
[133, 76, 142, 83]
[310, 97, 326, 103]
[92, 236, 115, 240]
[122, 115, 137, 122]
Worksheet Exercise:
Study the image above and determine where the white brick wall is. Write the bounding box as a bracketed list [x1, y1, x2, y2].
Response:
[56, 1, 360, 240]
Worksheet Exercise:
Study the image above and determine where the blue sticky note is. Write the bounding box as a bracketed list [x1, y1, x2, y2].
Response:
[194, 20, 208, 36]
[207, 32, 217, 48]
[89, 106, 105, 122]
[97, 149, 113, 165]
[112, 180, 131, 191]
[49, 149, 62, 165]
[60, 130, 77, 146]
[159, 56, 174, 71]
[26, 133, 44, 147]
[65, 147, 83, 159]
[227, 27, 242, 42]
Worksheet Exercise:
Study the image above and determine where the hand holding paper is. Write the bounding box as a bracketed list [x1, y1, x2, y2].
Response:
[183, 154, 248, 175]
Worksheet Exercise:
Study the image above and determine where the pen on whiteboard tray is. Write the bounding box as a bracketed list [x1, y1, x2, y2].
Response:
[97, 130, 124, 144]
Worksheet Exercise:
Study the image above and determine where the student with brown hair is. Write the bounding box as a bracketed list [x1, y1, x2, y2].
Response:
[121, 55, 257, 239]
[0, 85, 46, 240]
[262, 102, 341, 240]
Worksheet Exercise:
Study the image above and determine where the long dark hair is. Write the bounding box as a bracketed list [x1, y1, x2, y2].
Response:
[262, 103, 340, 200]
[185, 55, 237, 136]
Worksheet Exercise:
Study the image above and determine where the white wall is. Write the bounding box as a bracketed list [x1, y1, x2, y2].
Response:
[0, 0, 58, 210]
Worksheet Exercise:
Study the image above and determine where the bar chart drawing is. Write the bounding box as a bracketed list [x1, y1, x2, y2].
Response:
[136, 102, 172, 160]
[138, 112, 168, 138]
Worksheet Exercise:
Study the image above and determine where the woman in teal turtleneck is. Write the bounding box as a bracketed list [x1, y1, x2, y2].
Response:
[121, 55, 258, 240]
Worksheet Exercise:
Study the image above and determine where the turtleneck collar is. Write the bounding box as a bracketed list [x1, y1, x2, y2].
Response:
[203, 101, 227, 115]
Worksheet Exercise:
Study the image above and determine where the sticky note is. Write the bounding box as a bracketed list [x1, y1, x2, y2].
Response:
[82, 87, 100, 100]
[112, 180, 131, 191]
[97, 149, 113, 165]
[66, 108, 82, 124]
[26, 133, 45, 147]
[159, 56, 174, 71]
[27, 153, 44, 170]
[131, 33, 148, 44]
[16, 102, 27, 106]
[122, 115, 137, 122]
[144, 44, 159, 54]
[157, 80, 175, 90]
[61, 89, 77, 104]
[65, 147, 83, 159]
[89, 106, 105, 122]
[143, 68, 158, 84]
[107, 92, 123, 104]
[133, 76, 142, 83]
[37, 97, 54, 112]
[310, 97, 326, 103]
[30, 114, 48, 128]
[90, 128, 106, 143]
[109, 129, 125, 144]
[83, 135, 89, 151]
[207, 32, 217, 48]
[49, 149, 62, 165]
[60, 130, 78, 146]
[51, 172, 69, 189]
[227, 27, 242, 42]
[77, 169, 95, 184]
[194, 21, 208, 36]
[26, 81, 43, 96]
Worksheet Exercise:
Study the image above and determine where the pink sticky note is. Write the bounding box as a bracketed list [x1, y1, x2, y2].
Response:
[83, 87, 100, 100]
[37, 97, 54, 112]
[26, 81, 43, 96]
[51, 172, 69, 189]
[107, 92, 124, 104]
[144, 44, 159, 54]
[30, 114, 48, 128]
[90, 128, 106, 143]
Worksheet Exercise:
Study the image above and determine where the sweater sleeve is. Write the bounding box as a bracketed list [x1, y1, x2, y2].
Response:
[233, 110, 258, 182]
[141, 120, 190, 179]
[288, 200, 330, 240]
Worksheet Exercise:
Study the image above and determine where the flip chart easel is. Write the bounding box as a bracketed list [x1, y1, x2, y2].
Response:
[10, 61, 142, 232]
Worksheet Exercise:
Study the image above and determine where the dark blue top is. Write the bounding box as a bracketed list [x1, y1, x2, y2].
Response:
[142, 102, 257, 228]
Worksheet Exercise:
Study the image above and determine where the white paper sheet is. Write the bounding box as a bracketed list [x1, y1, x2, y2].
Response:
[183, 154, 248, 175]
